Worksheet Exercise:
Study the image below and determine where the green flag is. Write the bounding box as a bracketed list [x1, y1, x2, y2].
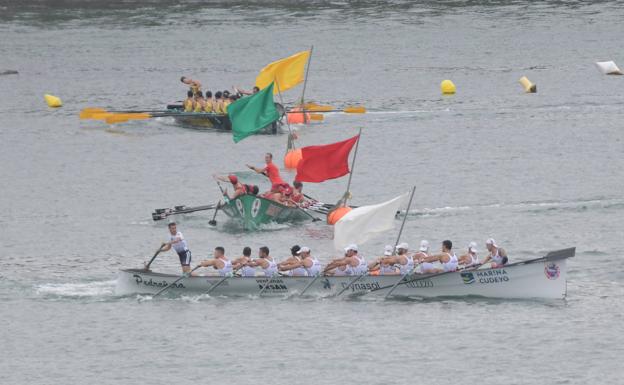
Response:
[229, 82, 280, 143]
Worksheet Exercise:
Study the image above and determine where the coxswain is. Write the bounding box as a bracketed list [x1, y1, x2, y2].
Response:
[213, 174, 258, 199]
[181, 76, 202, 96]
[193, 91, 206, 113]
[160, 222, 192, 274]
[204, 91, 214, 112]
[323, 244, 367, 276]
[247, 246, 278, 277]
[418, 240, 458, 273]
[378, 243, 414, 275]
[232, 247, 257, 277]
[199, 246, 232, 276]
[278, 245, 308, 276]
[458, 242, 480, 268]
[234, 85, 260, 96]
[367, 245, 397, 275]
[246, 153, 290, 200]
[183, 90, 194, 112]
[481, 238, 508, 268]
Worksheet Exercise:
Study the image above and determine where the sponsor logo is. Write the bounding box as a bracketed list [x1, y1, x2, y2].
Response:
[236, 199, 245, 216]
[133, 274, 185, 289]
[256, 278, 288, 292]
[405, 279, 434, 288]
[475, 269, 509, 284]
[340, 281, 381, 292]
[461, 272, 475, 284]
[251, 198, 261, 218]
[544, 263, 560, 280]
[322, 278, 332, 290]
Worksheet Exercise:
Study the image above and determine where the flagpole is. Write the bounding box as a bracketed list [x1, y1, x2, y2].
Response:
[393, 185, 416, 252]
[343, 127, 362, 206]
[275, 77, 295, 152]
[299, 45, 313, 106]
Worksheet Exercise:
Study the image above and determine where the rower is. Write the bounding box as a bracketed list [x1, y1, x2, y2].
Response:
[193, 91, 206, 113]
[160, 222, 192, 274]
[247, 246, 278, 277]
[213, 174, 251, 199]
[379, 242, 414, 275]
[284, 181, 304, 207]
[412, 240, 429, 274]
[458, 241, 480, 268]
[246, 153, 289, 200]
[199, 246, 233, 276]
[232, 247, 257, 277]
[277, 245, 310, 277]
[181, 76, 202, 96]
[222, 90, 231, 111]
[234, 85, 260, 96]
[418, 240, 458, 273]
[204, 91, 214, 113]
[300, 247, 322, 276]
[481, 238, 508, 268]
[214, 91, 224, 114]
[368, 245, 397, 275]
[323, 244, 367, 276]
[183, 90, 194, 112]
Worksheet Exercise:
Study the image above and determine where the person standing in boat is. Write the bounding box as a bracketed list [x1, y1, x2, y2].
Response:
[247, 246, 278, 277]
[418, 240, 458, 273]
[232, 247, 257, 277]
[458, 242, 480, 268]
[323, 244, 367, 276]
[200, 246, 233, 276]
[481, 238, 508, 268]
[378, 243, 414, 275]
[181, 76, 201, 96]
[234, 85, 260, 96]
[213, 174, 258, 199]
[160, 222, 192, 274]
[246, 153, 290, 199]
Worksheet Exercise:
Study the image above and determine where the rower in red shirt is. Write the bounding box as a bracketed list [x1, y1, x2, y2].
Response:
[246, 153, 290, 200]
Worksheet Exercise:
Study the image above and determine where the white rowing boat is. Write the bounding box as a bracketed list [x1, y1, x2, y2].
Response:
[115, 247, 574, 300]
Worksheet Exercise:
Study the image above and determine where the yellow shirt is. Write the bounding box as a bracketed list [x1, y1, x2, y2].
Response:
[184, 99, 194, 112]
[204, 99, 213, 113]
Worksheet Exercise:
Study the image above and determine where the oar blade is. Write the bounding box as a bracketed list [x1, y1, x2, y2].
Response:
[309, 113, 324, 121]
[79, 108, 107, 119]
[302, 102, 334, 112]
[343, 106, 366, 114]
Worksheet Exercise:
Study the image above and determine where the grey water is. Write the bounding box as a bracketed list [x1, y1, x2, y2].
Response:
[1, 1, 624, 384]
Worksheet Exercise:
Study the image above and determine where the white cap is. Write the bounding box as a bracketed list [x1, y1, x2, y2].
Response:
[383, 245, 393, 256]
[297, 246, 310, 254]
[419, 240, 429, 252]
[344, 244, 358, 253]
[486, 238, 497, 247]
[468, 241, 478, 253]
[396, 242, 409, 251]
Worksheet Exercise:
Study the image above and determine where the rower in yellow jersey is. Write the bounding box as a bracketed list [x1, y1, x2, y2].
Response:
[214, 91, 224, 114]
[204, 91, 214, 113]
[193, 91, 206, 113]
[183, 90, 194, 112]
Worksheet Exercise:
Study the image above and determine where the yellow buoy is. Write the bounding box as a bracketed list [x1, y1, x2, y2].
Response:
[440, 80, 456, 95]
[519, 76, 537, 93]
[44, 94, 62, 108]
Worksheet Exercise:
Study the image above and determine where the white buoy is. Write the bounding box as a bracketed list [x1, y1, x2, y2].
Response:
[595, 61, 623, 75]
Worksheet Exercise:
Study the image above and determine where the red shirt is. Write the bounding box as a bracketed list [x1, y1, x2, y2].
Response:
[264, 162, 285, 185]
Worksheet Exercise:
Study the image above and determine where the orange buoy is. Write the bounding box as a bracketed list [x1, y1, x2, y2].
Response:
[284, 148, 303, 169]
[287, 107, 311, 124]
[327, 206, 352, 225]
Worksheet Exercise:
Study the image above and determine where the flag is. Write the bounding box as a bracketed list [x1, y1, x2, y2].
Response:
[295, 135, 359, 183]
[256, 51, 310, 94]
[229, 82, 280, 143]
[333, 193, 408, 251]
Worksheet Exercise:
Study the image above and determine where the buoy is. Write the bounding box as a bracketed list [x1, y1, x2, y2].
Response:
[44, 94, 62, 108]
[440, 80, 456, 95]
[327, 206, 352, 225]
[287, 107, 311, 124]
[284, 148, 303, 169]
[596, 61, 623, 75]
[519, 76, 537, 93]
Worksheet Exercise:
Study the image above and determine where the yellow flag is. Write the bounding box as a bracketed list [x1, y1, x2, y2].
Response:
[255, 50, 310, 94]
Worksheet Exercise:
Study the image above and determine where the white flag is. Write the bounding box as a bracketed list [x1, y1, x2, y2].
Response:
[333, 193, 408, 251]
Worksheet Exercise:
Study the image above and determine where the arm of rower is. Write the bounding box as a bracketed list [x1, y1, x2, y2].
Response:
[422, 254, 441, 263]
[161, 243, 172, 252]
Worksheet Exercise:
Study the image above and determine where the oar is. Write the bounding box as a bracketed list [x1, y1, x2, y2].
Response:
[301, 102, 334, 112]
[334, 273, 366, 297]
[299, 274, 322, 296]
[144, 243, 166, 271]
[205, 265, 245, 295]
[208, 201, 221, 226]
[151, 265, 201, 298]
[322, 106, 366, 114]
[258, 274, 277, 296]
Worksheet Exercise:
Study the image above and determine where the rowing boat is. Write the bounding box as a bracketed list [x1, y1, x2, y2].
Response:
[164, 103, 285, 132]
[115, 247, 574, 300]
[219, 194, 320, 230]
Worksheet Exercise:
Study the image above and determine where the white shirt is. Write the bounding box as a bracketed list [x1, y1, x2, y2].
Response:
[169, 232, 188, 253]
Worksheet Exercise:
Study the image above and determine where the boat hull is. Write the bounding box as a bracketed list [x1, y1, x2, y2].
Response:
[220, 194, 315, 230]
[116, 248, 573, 300]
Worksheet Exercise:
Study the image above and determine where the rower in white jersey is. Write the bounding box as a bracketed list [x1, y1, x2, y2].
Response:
[418, 240, 458, 273]
[232, 246, 257, 277]
[378, 242, 414, 275]
[323, 244, 367, 276]
[199, 246, 233, 276]
[368, 245, 398, 275]
[279, 246, 322, 276]
[458, 241, 480, 268]
[247, 246, 278, 277]
[481, 238, 508, 268]
[278, 245, 308, 276]
[160, 222, 192, 274]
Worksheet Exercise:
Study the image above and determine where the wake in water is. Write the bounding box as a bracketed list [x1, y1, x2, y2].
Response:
[35, 280, 117, 299]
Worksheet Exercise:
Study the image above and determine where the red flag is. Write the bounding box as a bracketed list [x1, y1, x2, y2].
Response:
[295, 135, 359, 183]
